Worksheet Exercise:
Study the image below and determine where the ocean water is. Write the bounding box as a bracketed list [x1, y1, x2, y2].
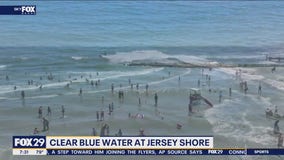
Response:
[1, 1, 284, 160]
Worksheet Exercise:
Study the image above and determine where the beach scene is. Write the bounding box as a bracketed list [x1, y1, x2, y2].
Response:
[1, 1, 284, 160]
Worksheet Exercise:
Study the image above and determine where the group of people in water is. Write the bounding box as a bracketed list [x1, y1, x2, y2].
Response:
[33, 105, 65, 134]
[6, 65, 283, 147]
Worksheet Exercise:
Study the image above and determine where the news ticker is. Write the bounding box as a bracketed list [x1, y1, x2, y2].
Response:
[12, 136, 283, 155]
[12, 148, 284, 155]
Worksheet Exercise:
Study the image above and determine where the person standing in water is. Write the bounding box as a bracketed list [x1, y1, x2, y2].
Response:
[92, 128, 97, 136]
[229, 88, 232, 97]
[47, 106, 51, 116]
[101, 96, 104, 105]
[100, 111, 104, 121]
[197, 79, 200, 88]
[79, 88, 83, 96]
[42, 117, 49, 131]
[188, 103, 193, 115]
[258, 82, 262, 96]
[38, 106, 43, 118]
[275, 106, 278, 114]
[154, 93, 158, 107]
[138, 97, 141, 106]
[96, 111, 99, 121]
[117, 129, 122, 136]
[21, 91, 25, 99]
[278, 133, 283, 148]
[219, 91, 222, 103]
[146, 84, 149, 93]
[111, 83, 114, 94]
[274, 120, 280, 134]
[108, 104, 112, 115]
[61, 105, 65, 118]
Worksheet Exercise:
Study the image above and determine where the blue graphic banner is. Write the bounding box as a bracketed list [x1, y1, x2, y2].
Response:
[0, 5, 36, 15]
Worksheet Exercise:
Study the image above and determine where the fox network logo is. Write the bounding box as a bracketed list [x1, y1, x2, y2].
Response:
[19, 5, 36, 15]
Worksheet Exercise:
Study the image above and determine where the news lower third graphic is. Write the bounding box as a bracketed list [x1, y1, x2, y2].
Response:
[0, 5, 36, 15]
[12, 136, 284, 156]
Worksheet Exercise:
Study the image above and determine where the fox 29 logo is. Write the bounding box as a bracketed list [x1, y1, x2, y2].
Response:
[13, 136, 46, 148]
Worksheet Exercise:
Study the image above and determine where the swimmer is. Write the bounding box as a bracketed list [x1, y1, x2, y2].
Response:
[139, 128, 145, 136]
[229, 88, 232, 97]
[272, 66, 276, 73]
[33, 128, 40, 134]
[176, 123, 182, 130]
[14, 86, 17, 90]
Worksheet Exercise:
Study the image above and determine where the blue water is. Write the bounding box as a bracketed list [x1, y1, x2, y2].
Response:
[1, 1, 284, 160]
[1, 1, 284, 47]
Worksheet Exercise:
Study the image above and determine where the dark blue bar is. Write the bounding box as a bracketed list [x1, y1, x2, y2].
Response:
[13, 136, 46, 148]
[46, 149, 284, 155]
[0, 5, 36, 15]
[247, 149, 284, 155]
